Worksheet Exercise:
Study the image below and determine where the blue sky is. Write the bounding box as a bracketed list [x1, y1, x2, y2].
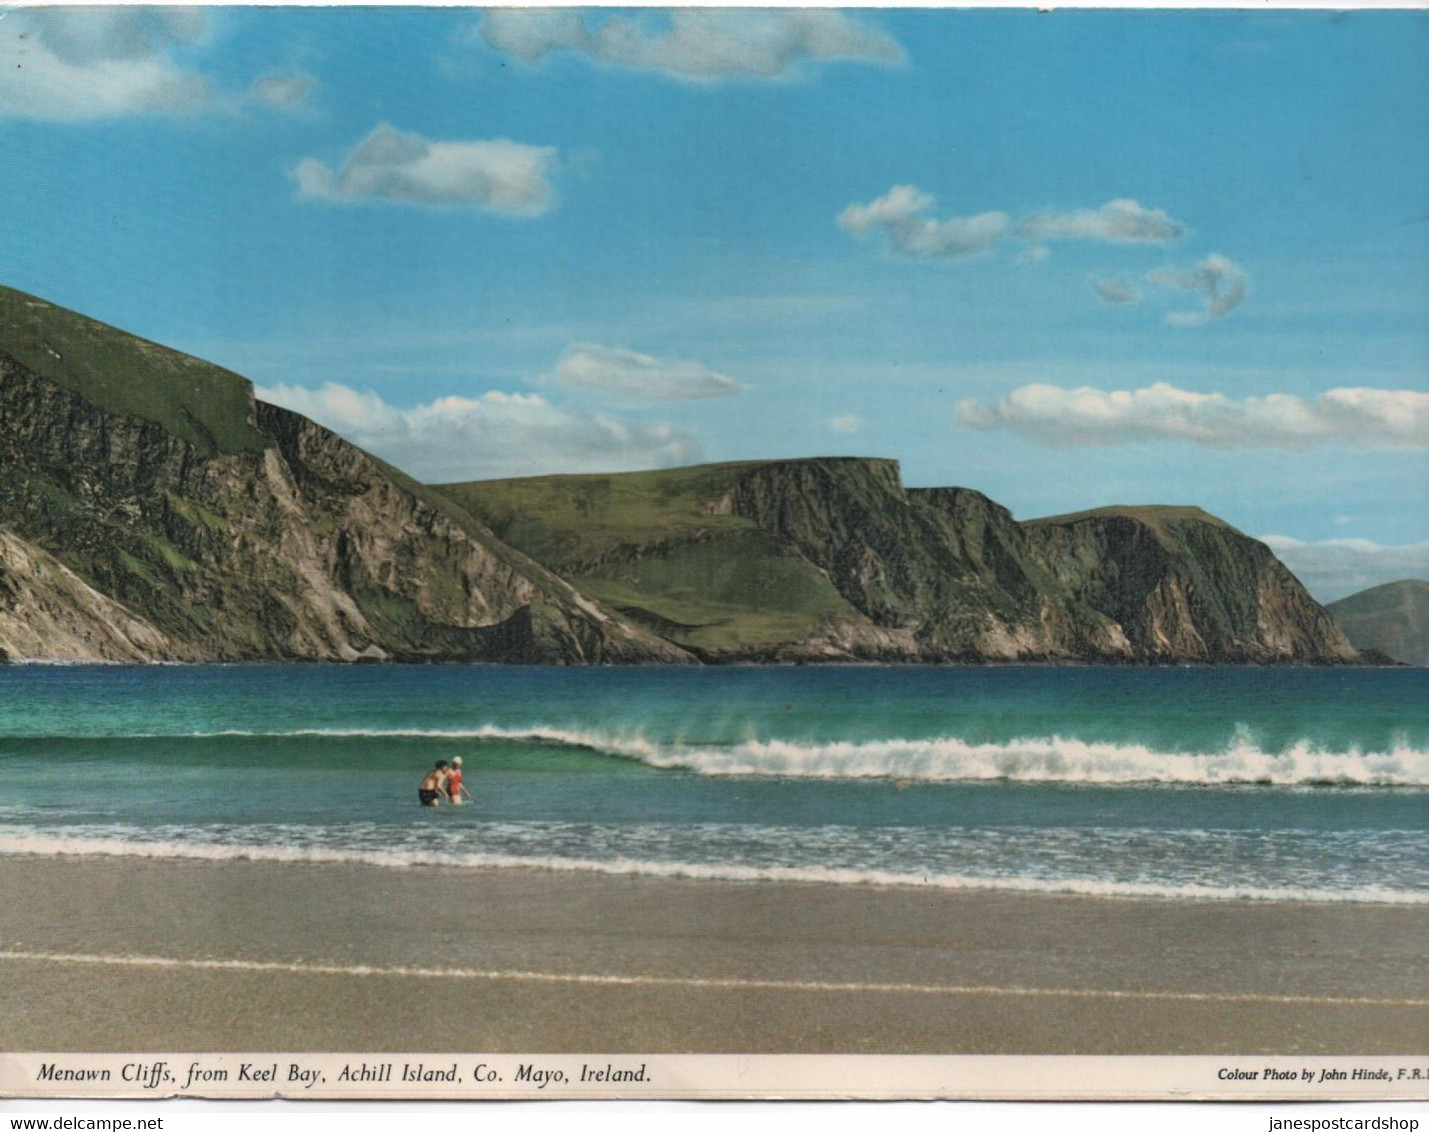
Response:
[2, 6, 1426, 599]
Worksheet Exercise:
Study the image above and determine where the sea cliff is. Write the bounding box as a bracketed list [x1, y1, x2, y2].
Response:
[0, 287, 691, 664]
[0, 284, 1361, 665]
[440, 459, 1361, 664]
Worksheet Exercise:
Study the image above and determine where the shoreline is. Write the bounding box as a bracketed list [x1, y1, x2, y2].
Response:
[1, 846, 1424, 907]
[3, 854, 1425, 1054]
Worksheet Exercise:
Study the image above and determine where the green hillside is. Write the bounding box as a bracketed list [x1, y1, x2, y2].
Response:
[439, 458, 1075, 661]
[0, 286, 268, 456]
[436, 463, 862, 652]
[437, 460, 1360, 664]
[437, 462, 769, 559]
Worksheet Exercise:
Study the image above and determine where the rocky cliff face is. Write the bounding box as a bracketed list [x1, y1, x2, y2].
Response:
[0, 290, 691, 664]
[0, 528, 180, 662]
[1023, 508, 1360, 664]
[444, 459, 1362, 664]
[0, 285, 1361, 666]
[715, 460, 1123, 660]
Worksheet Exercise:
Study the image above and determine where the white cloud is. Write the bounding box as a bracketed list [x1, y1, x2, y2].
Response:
[838, 185, 1010, 261]
[252, 71, 312, 108]
[0, 7, 211, 120]
[477, 9, 901, 80]
[1091, 277, 1140, 304]
[956, 383, 1429, 450]
[1257, 536, 1429, 603]
[839, 188, 1188, 264]
[478, 9, 589, 63]
[1017, 199, 1185, 245]
[1148, 253, 1248, 326]
[546, 344, 743, 402]
[257, 382, 703, 482]
[829, 414, 863, 433]
[295, 125, 557, 215]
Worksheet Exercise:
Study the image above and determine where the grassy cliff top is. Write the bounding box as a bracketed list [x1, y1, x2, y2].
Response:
[433, 459, 896, 651]
[434, 458, 902, 562]
[1024, 505, 1245, 558]
[0, 285, 268, 455]
[1027, 504, 1237, 533]
[441, 457, 899, 497]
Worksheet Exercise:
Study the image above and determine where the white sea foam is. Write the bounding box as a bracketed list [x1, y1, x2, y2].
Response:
[647, 734, 1429, 787]
[30, 724, 1429, 786]
[1, 830, 1424, 905]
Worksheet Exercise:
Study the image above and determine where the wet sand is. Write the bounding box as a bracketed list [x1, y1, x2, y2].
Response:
[1, 855, 1425, 1053]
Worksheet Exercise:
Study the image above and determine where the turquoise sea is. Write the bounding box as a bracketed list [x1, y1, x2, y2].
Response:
[0, 665, 1425, 903]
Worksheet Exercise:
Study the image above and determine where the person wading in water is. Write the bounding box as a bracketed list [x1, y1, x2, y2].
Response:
[418, 760, 449, 807]
[446, 755, 473, 806]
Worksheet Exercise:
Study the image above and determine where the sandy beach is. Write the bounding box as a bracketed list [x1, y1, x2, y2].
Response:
[1, 854, 1425, 1054]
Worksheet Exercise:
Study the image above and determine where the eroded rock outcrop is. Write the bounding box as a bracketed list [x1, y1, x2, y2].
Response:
[0, 287, 692, 664]
[442, 460, 1361, 664]
[1023, 507, 1359, 664]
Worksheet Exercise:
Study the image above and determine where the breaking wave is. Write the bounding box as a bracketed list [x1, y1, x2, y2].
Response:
[154, 725, 1429, 787]
[618, 733, 1429, 787]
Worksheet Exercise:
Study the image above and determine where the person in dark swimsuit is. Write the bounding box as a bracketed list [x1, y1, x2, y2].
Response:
[419, 760, 449, 806]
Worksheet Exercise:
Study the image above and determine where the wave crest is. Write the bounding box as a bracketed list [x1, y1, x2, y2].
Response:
[476, 727, 1429, 787]
[36, 725, 1429, 786]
